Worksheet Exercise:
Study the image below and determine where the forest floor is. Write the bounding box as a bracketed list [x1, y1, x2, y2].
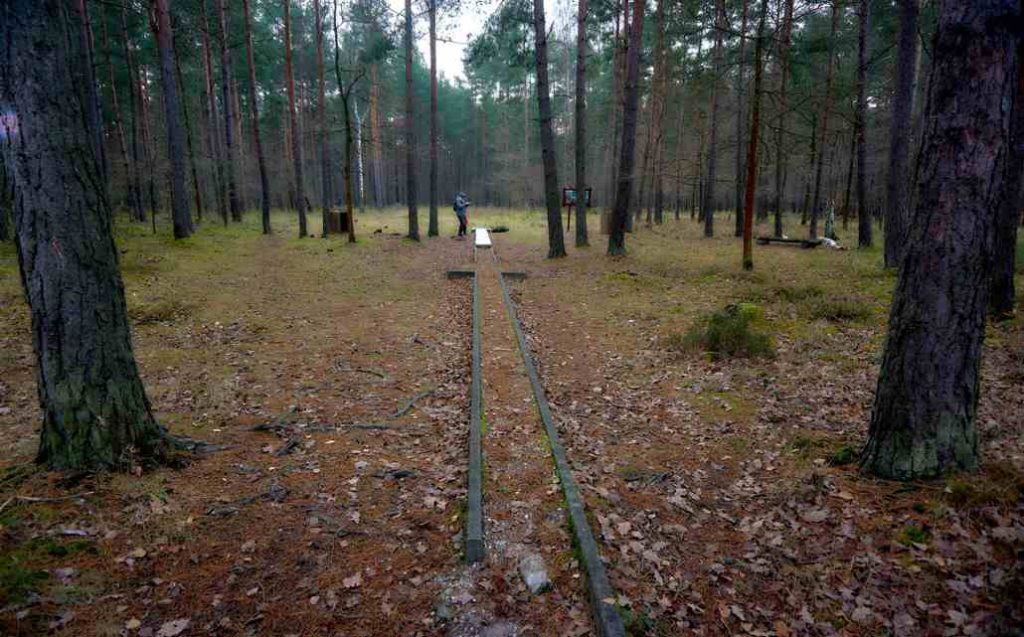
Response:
[0, 208, 1022, 637]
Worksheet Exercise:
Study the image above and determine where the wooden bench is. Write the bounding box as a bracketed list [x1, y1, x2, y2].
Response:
[756, 236, 822, 249]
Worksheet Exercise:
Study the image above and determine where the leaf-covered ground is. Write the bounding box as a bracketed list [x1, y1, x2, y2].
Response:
[0, 209, 1021, 636]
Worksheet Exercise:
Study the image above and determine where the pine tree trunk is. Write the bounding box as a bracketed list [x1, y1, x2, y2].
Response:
[636, 110, 652, 225]
[532, 0, 567, 257]
[575, 0, 590, 246]
[855, 0, 871, 248]
[284, 0, 308, 237]
[104, 6, 141, 222]
[703, 0, 725, 237]
[314, 0, 332, 236]
[121, 8, 147, 223]
[809, 2, 838, 239]
[332, 0, 357, 243]
[0, 162, 11, 242]
[5, 0, 169, 469]
[734, 0, 749, 237]
[607, 0, 645, 255]
[863, 0, 1022, 480]
[990, 36, 1024, 319]
[428, 0, 439, 237]
[404, 0, 419, 240]
[241, 0, 271, 235]
[605, 0, 626, 215]
[201, 0, 228, 224]
[73, 0, 109, 194]
[150, 0, 193, 239]
[369, 65, 384, 208]
[843, 131, 855, 230]
[773, 0, 793, 238]
[138, 52, 161, 224]
[884, 0, 919, 266]
[217, 0, 242, 223]
[172, 41, 204, 223]
[741, 0, 768, 270]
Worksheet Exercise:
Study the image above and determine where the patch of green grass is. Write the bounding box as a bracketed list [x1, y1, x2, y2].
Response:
[0, 536, 97, 603]
[774, 284, 824, 302]
[725, 435, 752, 454]
[668, 303, 774, 360]
[0, 555, 48, 603]
[897, 523, 930, 546]
[804, 297, 872, 322]
[828, 444, 858, 466]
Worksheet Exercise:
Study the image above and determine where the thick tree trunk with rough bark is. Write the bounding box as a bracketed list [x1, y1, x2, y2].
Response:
[0, 162, 11, 242]
[150, 0, 193, 239]
[574, 0, 590, 246]
[241, 0, 271, 234]
[4, 0, 168, 469]
[855, 0, 871, 248]
[809, 2, 838, 239]
[607, 0, 645, 255]
[284, 0, 308, 237]
[884, 0, 919, 266]
[990, 38, 1024, 319]
[404, 0, 419, 240]
[862, 0, 1022, 480]
[741, 0, 768, 270]
[217, 0, 242, 223]
[533, 0, 567, 257]
[703, 0, 724, 237]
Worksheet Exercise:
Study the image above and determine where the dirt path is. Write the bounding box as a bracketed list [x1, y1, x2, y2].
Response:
[439, 247, 592, 637]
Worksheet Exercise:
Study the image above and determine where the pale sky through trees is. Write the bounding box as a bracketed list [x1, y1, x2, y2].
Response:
[387, 0, 568, 80]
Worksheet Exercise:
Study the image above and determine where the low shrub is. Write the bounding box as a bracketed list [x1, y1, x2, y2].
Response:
[669, 303, 774, 360]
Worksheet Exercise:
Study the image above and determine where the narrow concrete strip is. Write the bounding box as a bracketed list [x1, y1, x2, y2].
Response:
[466, 273, 485, 563]
[497, 273, 625, 637]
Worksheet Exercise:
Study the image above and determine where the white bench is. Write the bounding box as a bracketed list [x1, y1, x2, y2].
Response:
[473, 228, 492, 261]
[474, 227, 492, 248]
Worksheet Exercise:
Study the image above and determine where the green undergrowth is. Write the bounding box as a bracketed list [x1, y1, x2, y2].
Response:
[0, 536, 98, 603]
[667, 303, 774, 360]
[803, 296, 873, 322]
